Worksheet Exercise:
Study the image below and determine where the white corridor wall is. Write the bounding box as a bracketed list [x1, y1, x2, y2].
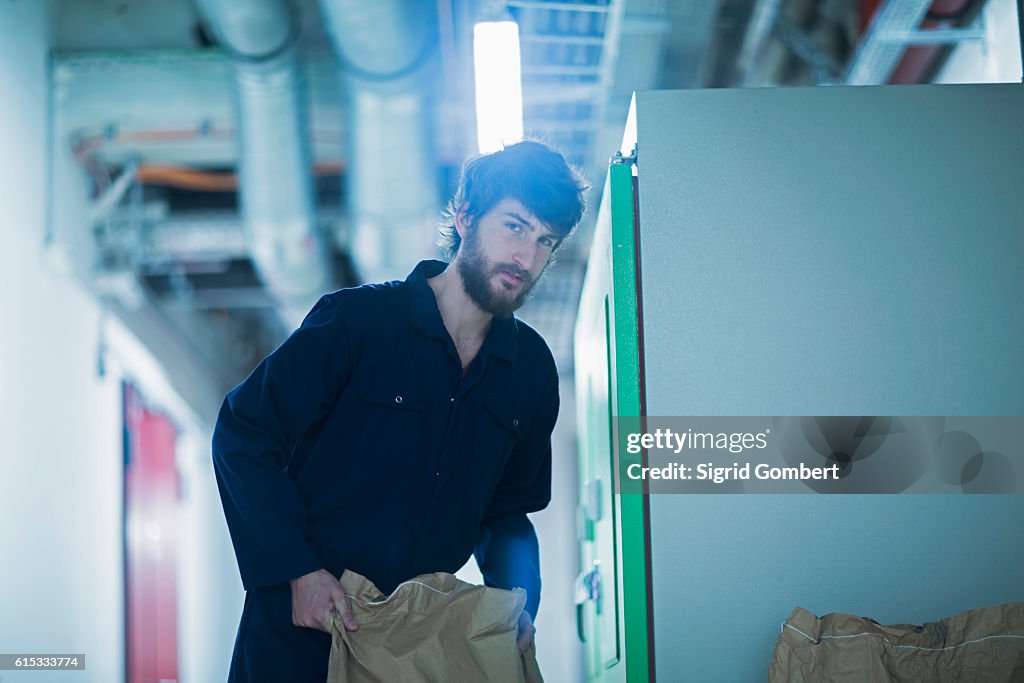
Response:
[0, 2, 240, 681]
[0, 2, 124, 680]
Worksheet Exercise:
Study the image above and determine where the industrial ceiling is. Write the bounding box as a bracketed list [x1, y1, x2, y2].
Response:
[48, 0, 993, 426]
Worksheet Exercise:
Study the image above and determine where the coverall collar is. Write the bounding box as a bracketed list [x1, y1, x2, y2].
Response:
[406, 259, 518, 364]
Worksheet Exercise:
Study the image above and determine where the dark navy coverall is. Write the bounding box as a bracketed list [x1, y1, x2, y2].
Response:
[212, 259, 559, 681]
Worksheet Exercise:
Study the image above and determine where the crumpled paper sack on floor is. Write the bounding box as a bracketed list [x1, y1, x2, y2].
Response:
[769, 602, 1024, 682]
[327, 569, 544, 683]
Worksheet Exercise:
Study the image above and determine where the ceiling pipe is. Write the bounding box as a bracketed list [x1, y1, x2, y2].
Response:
[193, 0, 332, 327]
[735, 0, 785, 86]
[317, 0, 442, 283]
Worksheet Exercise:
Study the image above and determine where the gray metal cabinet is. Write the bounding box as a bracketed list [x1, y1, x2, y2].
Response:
[575, 84, 1024, 681]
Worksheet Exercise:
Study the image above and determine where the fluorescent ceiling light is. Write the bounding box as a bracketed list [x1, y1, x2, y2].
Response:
[473, 20, 523, 154]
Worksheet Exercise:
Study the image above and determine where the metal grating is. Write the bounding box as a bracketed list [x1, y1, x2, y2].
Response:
[510, 0, 624, 169]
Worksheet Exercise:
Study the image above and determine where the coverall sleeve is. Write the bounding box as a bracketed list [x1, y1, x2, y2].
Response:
[212, 294, 351, 590]
[474, 365, 559, 621]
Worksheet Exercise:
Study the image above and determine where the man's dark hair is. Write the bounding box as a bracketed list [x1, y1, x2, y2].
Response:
[438, 139, 590, 260]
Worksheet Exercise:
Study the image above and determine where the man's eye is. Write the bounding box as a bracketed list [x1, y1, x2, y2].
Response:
[506, 223, 522, 232]
[539, 237, 554, 247]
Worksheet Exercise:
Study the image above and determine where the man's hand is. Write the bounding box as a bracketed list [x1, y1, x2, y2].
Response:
[516, 609, 536, 654]
[289, 568, 358, 634]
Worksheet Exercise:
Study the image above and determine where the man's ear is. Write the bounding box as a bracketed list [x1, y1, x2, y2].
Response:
[454, 206, 471, 239]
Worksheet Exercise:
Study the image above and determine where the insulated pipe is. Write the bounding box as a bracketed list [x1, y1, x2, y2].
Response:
[736, 0, 785, 86]
[1018, 0, 1024, 81]
[193, 0, 331, 326]
[317, 0, 441, 283]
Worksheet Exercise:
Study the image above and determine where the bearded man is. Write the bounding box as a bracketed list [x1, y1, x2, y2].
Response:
[212, 140, 589, 682]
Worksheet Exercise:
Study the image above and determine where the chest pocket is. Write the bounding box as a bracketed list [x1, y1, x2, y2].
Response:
[355, 376, 432, 447]
[352, 377, 431, 465]
[357, 372, 431, 413]
[483, 398, 527, 442]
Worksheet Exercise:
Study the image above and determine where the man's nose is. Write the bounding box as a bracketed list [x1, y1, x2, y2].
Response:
[512, 241, 539, 271]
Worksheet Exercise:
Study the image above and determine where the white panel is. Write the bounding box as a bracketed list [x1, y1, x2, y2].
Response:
[634, 85, 1024, 680]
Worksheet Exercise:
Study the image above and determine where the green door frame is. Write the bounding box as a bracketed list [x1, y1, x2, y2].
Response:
[608, 156, 654, 682]
[575, 144, 653, 682]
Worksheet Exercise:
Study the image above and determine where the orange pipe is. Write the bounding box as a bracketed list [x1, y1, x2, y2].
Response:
[135, 161, 345, 192]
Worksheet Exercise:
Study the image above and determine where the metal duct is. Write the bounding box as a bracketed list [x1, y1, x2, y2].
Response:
[317, 0, 441, 283]
[193, 0, 331, 326]
[736, 0, 785, 86]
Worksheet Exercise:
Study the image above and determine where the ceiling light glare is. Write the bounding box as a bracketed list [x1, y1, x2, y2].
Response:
[473, 20, 524, 154]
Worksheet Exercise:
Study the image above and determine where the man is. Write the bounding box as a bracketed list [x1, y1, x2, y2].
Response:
[213, 139, 589, 681]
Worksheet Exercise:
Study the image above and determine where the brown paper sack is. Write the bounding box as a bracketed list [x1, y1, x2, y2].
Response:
[327, 570, 544, 683]
[769, 602, 1024, 682]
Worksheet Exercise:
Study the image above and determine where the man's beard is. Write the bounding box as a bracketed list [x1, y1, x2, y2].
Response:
[456, 230, 540, 318]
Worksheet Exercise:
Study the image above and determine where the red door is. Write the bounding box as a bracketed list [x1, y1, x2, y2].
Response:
[123, 382, 180, 683]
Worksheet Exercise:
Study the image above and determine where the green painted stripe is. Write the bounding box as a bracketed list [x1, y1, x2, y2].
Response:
[608, 161, 652, 682]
